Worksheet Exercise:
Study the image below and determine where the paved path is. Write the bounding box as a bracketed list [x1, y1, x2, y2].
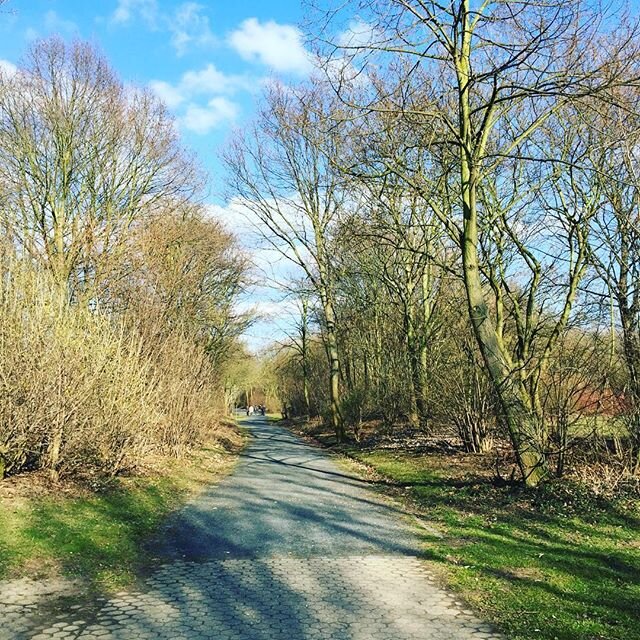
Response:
[2, 417, 503, 639]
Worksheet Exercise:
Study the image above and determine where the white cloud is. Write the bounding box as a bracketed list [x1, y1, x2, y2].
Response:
[19, 9, 79, 42]
[181, 97, 238, 134]
[207, 196, 312, 279]
[235, 298, 299, 320]
[148, 80, 185, 109]
[208, 200, 256, 238]
[337, 19, 377, 48]
[209, 198, 312, 352]
[0, 59, 17, 77]
[149, 63, 253, 134]
[43, 10, 79, 35]
[180, 64, 250, 95]
[207, 200, 282, 270]
[111, 0, 158, 26]
[169, 2, 216, 56]
[228, 18, 312, 75]
[111, 1, 215, 56]
[321, 53, 369, 88]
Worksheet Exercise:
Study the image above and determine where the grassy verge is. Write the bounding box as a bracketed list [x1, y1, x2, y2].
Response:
[289, 420, 640, 640]
[0, 428, 244, 592]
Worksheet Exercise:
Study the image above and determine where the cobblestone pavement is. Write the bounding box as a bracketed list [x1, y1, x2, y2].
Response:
[1, 417, 504, 639]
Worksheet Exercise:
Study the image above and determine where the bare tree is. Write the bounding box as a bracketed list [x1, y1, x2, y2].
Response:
[588, 86, 640, 473]
[279, 283, 315, 417]
[0, 38, 199, 300]
[315, 0, 640, 485]
[334, 180, 447, 430]
[0, 37, 246, 482]
[222, 80, 351, 440]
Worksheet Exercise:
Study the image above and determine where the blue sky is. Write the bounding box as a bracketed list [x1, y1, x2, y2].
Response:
[7, 1, 632, 353]
[0, 0, 316, 350]
[0, 0, 311, 196]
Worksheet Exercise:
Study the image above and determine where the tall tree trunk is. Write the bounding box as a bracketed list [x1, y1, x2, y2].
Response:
[456, 12, 547, 485]
[323, 297, 344, 442]
[461, 178, 547, 485]
[301, 296, 311, 416]
[363, 350, 370, 395]
[303, 372, 311, 417]
[405, 311, 428, 430]
[419, 261, 433, 431]
[619, 295, 640, 473]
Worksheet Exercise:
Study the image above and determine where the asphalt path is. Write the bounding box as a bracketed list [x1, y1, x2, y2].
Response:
[6, 416, 504, 640]
[154, 416, 421, 560]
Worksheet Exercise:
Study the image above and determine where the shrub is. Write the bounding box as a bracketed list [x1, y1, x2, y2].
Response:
[0, 260, 159, 479]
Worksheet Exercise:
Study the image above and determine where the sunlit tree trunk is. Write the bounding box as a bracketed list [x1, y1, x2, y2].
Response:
[455, 13, 546, 485]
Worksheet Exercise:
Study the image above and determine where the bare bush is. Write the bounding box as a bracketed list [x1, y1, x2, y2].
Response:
[0, 39, 247, 483]
[0, 259, 158, 480]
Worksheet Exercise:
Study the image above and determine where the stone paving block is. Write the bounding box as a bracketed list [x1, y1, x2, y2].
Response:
[5, 556, 504, 639]
[1, 419, 506, 640]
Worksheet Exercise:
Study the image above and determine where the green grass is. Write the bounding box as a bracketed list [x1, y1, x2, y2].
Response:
[342, 450, 639, 640]
[0, 441, 241, 592]
[569, 415, 629, 438]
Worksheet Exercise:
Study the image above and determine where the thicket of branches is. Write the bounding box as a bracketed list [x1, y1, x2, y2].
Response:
[0, 39, 247, 481]
[227, 0, 640, 488]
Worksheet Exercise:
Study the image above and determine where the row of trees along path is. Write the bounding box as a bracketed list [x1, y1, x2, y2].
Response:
[227, 0, 640, 486]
